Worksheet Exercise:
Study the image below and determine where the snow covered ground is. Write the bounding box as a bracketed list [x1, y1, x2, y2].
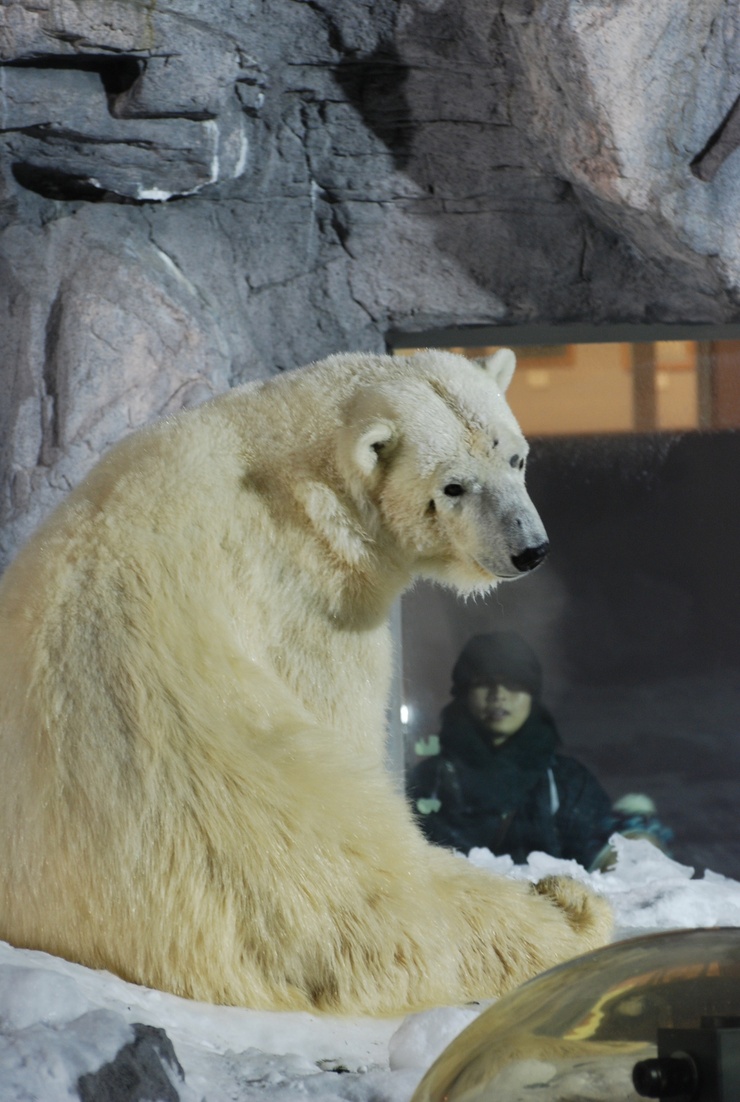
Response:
[3, 837, 740, 1102]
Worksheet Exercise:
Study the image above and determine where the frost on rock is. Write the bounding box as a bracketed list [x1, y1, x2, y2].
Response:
[0, 17, 256, 202]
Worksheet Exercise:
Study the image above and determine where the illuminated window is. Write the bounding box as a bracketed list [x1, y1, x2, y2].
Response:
[392, 334, 740, 437]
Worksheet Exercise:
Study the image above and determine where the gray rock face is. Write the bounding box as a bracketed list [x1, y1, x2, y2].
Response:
[1, 0, 739, 567]
[507, 0, 740, 318]
[0, 5, 255, 200]
[77, 1023, 185, 1102]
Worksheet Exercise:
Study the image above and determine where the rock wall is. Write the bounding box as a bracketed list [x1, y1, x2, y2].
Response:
[1, 0, 739, 567]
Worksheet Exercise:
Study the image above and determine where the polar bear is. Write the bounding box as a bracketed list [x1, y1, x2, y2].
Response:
[0, 349, 611, 1015]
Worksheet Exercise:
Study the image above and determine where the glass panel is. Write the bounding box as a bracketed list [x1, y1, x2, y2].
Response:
[396, 339, 740, 879]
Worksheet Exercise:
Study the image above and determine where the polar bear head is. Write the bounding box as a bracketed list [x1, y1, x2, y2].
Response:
[338, 349, 549, 595]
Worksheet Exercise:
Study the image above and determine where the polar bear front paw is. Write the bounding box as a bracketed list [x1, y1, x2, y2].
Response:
[532, 875, 613, 942]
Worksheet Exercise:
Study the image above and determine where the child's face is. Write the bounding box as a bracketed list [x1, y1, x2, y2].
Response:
[467, 682, 533, 744]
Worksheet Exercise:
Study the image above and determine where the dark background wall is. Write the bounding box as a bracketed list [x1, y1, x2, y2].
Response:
[403, 429, 740, 878]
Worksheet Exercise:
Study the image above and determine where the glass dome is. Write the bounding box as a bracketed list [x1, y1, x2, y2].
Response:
[411, 928, 740, 1102]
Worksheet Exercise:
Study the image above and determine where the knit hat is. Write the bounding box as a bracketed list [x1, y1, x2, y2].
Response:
[451, 632, 543, 699]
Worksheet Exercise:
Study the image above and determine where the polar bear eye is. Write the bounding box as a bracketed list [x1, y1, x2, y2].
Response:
[443, 483, 465, 497]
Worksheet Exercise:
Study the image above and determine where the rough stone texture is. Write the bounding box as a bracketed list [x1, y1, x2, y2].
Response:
[507, 0, 740, 318]
[1, 0, 740, 566]
[77, 1023, 185, 1102]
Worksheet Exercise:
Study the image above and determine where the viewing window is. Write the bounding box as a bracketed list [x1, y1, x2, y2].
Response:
[390, 330, 740, 880]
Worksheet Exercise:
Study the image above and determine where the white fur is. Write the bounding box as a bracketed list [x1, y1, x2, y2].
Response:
[0, 350, 611, 1014]
[481, 346, 517, 391]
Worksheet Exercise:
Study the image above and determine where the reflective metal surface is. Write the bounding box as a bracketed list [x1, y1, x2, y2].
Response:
[412, 929, 740, 1102]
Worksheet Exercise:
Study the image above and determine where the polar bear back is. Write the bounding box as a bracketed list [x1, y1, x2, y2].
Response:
[0, 350, 610, 1014]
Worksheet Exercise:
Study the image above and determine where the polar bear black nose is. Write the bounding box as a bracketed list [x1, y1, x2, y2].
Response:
[511, 541, 550, 573]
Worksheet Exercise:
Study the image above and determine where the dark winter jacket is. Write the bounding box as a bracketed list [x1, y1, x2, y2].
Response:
[407, 698, 612, 869]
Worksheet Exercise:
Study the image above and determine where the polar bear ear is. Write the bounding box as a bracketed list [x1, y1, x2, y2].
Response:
[338, 388, 399, 478]
[478, 347, 516, 392]
[346, 419, 397, 476]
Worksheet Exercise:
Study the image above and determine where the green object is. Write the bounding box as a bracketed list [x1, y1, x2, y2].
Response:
[416, 797, 442, 815]
[415, 735, 440, 757]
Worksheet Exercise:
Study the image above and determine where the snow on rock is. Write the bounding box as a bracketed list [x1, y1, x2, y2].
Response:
[0, 938, 410, 1102]
[0, 1009, 135, 1101]
[1, 839, 739, 1101]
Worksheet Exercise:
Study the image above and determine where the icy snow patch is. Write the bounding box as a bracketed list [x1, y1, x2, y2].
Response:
[468, 834, 740, 937]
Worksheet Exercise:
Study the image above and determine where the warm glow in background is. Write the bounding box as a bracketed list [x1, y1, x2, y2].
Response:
[396, 340, 740, 436]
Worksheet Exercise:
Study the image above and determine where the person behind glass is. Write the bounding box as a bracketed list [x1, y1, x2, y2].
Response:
[407, 631, 613, 870]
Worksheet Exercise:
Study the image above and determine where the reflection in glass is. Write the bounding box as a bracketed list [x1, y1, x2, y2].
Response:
[406, 630, 627, 871]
